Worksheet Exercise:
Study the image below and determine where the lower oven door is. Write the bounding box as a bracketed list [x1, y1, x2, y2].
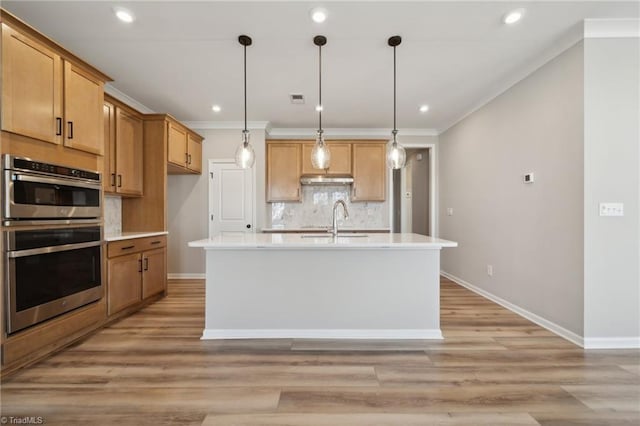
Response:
[6, 239, 103, 334]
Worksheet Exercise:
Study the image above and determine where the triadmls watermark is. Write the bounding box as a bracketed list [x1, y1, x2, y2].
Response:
[0, 416, 44, 425]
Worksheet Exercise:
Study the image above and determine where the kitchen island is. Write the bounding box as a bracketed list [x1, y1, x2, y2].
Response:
[188, 233, 457, 340]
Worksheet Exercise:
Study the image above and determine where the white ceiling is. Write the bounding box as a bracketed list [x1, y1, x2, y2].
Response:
[4, 1, 638, 132]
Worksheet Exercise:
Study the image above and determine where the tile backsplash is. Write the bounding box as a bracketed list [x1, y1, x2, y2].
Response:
[270, 185, 388, 229]
[104, 195, 122, 236]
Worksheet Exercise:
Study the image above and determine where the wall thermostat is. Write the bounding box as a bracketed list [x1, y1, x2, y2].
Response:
[524, 173, 534, 183]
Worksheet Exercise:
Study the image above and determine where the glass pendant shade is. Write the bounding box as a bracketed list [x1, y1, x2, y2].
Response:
[387, 139, 406, 169]
[311, 132, 331, 169]
[235, 130, 255, 169]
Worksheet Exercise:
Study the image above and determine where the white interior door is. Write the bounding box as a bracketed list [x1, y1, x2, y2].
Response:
[209, 160, 254, 237]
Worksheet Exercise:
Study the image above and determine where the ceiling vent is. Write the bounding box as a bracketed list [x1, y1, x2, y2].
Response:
[289, 93, 305, 104]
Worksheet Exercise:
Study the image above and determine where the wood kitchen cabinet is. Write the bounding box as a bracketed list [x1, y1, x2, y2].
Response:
[103, 95, 143, 196]
[267, 142, 301, 202]
[301, 142, 352, 175]
[1, 19, 108, 155]
[167, 119, 203, 174]
[107, 235, 167, 317]
[352, 143, 387, 202]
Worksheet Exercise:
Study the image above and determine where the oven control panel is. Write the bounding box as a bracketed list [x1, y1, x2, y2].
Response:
[8, 156, 101, 182]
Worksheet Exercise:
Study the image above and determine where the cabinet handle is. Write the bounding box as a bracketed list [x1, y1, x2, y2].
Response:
[111, 173, 116, 187]
[150, 241, 162, 245]
[188, 154, 192, 165]
[138, 259, 143, 273]
[67, 121, 73, 139]
[56, 117, 62, 136]
[121, 245, 135, 250]
[185, 152, 189, 164]
[353, 187, 357, 198]
[296, 187, 300, 198]
[117, 174, 122, 188]
[144, 258, 149, 271]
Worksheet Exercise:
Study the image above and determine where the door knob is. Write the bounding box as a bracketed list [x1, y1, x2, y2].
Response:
[246, 224, 251, 229]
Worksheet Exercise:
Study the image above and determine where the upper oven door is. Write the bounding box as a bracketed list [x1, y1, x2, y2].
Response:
[4, 171, 101, 220]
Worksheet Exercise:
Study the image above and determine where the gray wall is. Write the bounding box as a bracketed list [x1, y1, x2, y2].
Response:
[583, 37, 640, 340]
[167, 128, 267, 275]
[410, 149, 430, 235]
[439, 43, 585, 335]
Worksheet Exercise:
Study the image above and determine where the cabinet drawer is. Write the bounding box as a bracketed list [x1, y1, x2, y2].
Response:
[107, 235, 167, 258]
[108, 239, 143, 258]
[140, 235, 167, 251]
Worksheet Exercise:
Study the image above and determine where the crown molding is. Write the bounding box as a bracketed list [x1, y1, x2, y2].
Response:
[104, 84, 155, 114]
[584, 19, 640, 38]
[182, 121, 271, 130]
[267, 127, 438, 139]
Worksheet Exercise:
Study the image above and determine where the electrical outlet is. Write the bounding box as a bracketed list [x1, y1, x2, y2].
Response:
[486, 264, 493, 277]
[447, 208, 454, 216]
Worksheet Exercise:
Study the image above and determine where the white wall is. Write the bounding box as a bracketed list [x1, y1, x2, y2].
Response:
[167, 127, 266, 276]
[583, 37, 640, 342]
[439, 42, 586, 336]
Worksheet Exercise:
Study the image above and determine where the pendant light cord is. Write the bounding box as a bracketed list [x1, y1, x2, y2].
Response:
[243, 43, 247, 134]
[318, 43, 322, 133]
[393, 44, 397, 140]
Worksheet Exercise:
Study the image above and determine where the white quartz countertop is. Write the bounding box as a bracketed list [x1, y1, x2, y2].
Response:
[105, 231, 168, 242]
[188, 232, 457, 250]
[261, 227, 391, 233]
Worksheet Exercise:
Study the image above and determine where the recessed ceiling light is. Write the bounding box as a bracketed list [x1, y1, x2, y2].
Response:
[114, 7, 135, 23]
[315, 104, 323, 112]
[503, 8, 525, 25]
[419, 105, 430, 113]
[211, 105, 221, 113]
[310, 8, 328, 23]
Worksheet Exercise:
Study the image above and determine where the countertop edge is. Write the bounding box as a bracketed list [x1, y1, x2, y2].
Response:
[105, 231, 169, 242]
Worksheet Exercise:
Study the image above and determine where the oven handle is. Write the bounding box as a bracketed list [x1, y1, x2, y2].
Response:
[12, 172, 101, 190]
[7, 241, 102, 258]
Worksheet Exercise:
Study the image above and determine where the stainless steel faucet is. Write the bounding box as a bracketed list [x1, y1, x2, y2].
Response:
[331, 200, 349, 236]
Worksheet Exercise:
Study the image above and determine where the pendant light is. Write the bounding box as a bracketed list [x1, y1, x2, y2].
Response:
[387, 35, 406, 169]
[235, 35, 255, 169]
[311, 35, 331, 170]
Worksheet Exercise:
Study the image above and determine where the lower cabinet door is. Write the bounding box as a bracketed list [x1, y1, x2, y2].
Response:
[107, 253, 142, 316]
[142, 248, 166, 299]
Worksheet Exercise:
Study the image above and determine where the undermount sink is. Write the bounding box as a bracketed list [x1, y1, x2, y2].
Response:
[300, 234, 369, 238]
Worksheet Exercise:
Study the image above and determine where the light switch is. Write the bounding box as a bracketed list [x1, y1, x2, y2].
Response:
[447, 208, 454, 216]
[599, 203, 624, 217]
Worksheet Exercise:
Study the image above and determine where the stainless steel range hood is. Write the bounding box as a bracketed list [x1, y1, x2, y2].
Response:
[300, 174, 354, 185]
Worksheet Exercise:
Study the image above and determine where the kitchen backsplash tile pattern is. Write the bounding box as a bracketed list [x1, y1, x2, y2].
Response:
[271, 185, 388, 229]
[104, 195, 122, 236]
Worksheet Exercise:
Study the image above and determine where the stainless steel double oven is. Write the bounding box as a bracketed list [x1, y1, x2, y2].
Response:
[3, 155, 103, 334]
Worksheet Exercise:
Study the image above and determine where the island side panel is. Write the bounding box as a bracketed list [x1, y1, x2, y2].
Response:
[202, 248, 442, 339]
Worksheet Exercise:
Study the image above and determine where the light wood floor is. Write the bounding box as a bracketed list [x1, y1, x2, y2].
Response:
[1, 278, 638, 425]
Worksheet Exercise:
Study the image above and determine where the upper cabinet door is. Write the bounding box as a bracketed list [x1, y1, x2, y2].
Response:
[63, 61, 104, 155]
[301, 142, 352, 175]
[103, 101, 116, 193]
[267, 143, 301, 202]
[352, 143, 386, 202]
[301, 143, 322, 175]
[1, 24, 62, 144]
[167, 122, 188, 167]
[115, 108, 143, 196]
[186, 133, 202, 173]
[326, 143, 352, 175]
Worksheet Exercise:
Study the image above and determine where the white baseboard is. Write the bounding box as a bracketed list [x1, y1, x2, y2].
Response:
[167, 273, 205, 280]
[583, 337, 640, 349]
[201, 329, 443, 340]
[440, 271, 585, 348]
